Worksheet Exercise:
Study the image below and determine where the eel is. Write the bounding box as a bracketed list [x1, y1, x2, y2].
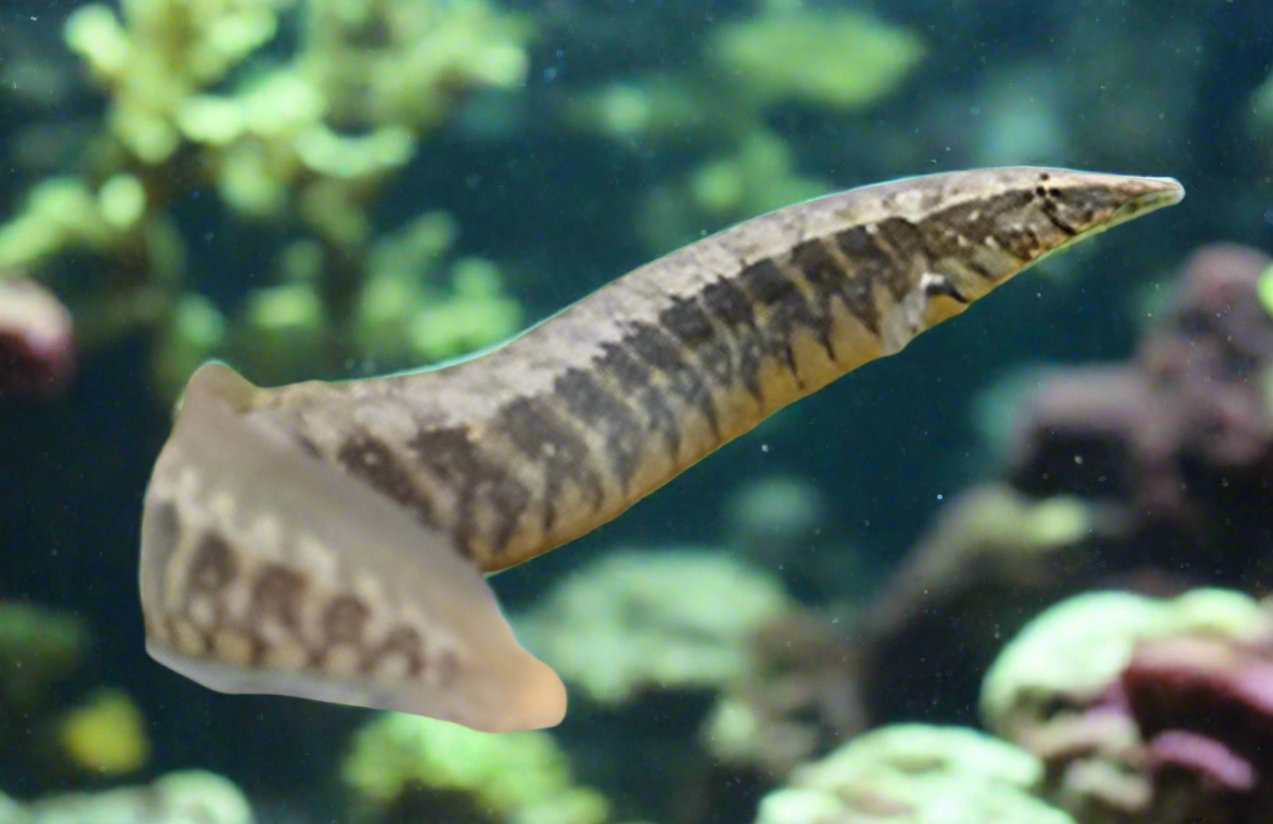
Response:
[138, 167, 1183, 731]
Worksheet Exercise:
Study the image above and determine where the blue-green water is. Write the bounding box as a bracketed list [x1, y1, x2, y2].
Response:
[1, 1, 1271, 822]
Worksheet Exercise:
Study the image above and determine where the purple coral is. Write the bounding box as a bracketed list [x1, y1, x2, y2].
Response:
[1006, 243, 1273, 588]
[1121, 633, 1273, 819]
[1012, 243, 1273, 488]
[841, 243, 1273, 735]
[1139, 244, 1273, 474]
[0, 278, 75, 400]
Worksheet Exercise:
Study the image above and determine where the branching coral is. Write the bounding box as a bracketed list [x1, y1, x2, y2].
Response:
[0, 0, 533, 397]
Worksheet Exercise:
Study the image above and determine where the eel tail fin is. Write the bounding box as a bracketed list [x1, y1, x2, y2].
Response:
[139, 363, 566, 731]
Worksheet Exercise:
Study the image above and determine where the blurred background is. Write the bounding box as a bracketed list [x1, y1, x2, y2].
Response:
[1, 1, 1272, 822]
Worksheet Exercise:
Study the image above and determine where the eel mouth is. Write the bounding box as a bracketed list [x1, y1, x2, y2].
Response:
[1110, 175, 1186, 226]
[1037, 175, 1185, 264]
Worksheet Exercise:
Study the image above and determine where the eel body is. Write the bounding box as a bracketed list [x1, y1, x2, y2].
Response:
[139, 167, 1183, 731]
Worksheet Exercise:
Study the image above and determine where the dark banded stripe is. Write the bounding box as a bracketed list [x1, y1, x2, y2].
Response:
[409, 426, 532, 557]
[735, 257, 817, 383]
[867, 217, 926, 299]
[496, 396, 603, 533]
[593, 339, 686, 459]
[623, 321, 721, 439]
[659, 294, 737, 391]
[339, 436, 440, 528]
[594, 340, 653, 394]
[787, 237, 856, 356]
[835, 226, 901, 332]
[699, 277, 764, 402]
[554, 368, 645, 493]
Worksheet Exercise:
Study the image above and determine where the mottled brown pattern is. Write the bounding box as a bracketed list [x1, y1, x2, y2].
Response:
[593, 340, 653, 393]
[322, 596, 371, 645]
[632, 379, 684, 460]
[923, 199, 989, 247]
[698, 277, 765, 401]
[833, 225, 903, 321]
[188, 533, 236, 595]
[250, 564, 307, 630]
[136, 168, 1183, 729]
[368, 625, 426, 677]
[147, 501, 181, 569]
[592, 339, 686, 458]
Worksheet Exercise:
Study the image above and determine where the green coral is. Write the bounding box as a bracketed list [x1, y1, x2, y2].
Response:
[981, 589, 1273, 740]
[980, 589, 1273, 822]
[569, 3, 920, 255]
[571, 4, 922, 143]
[0, 177, 131, 271]
[408, 258, 522, 362]
[1250, 66, 1273, 135]
[639, 130, 826, 251]
[0, 792, 25, 824]
[57, 689, 151, 777]
[0, 602, 87, 708]
[1263, 365, 1273, 420]
[516, 548, 793, 705]
[569, 75, 713, 142]
[1258, 263, 1273, 317]
[724, 474, 826, 560]
[343, 712, 609, 824]
[754, 724, 1076, 824]
[709, 7, 924, 111]
[16, 770, 251, 824]
[1, 0, 534, 395]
